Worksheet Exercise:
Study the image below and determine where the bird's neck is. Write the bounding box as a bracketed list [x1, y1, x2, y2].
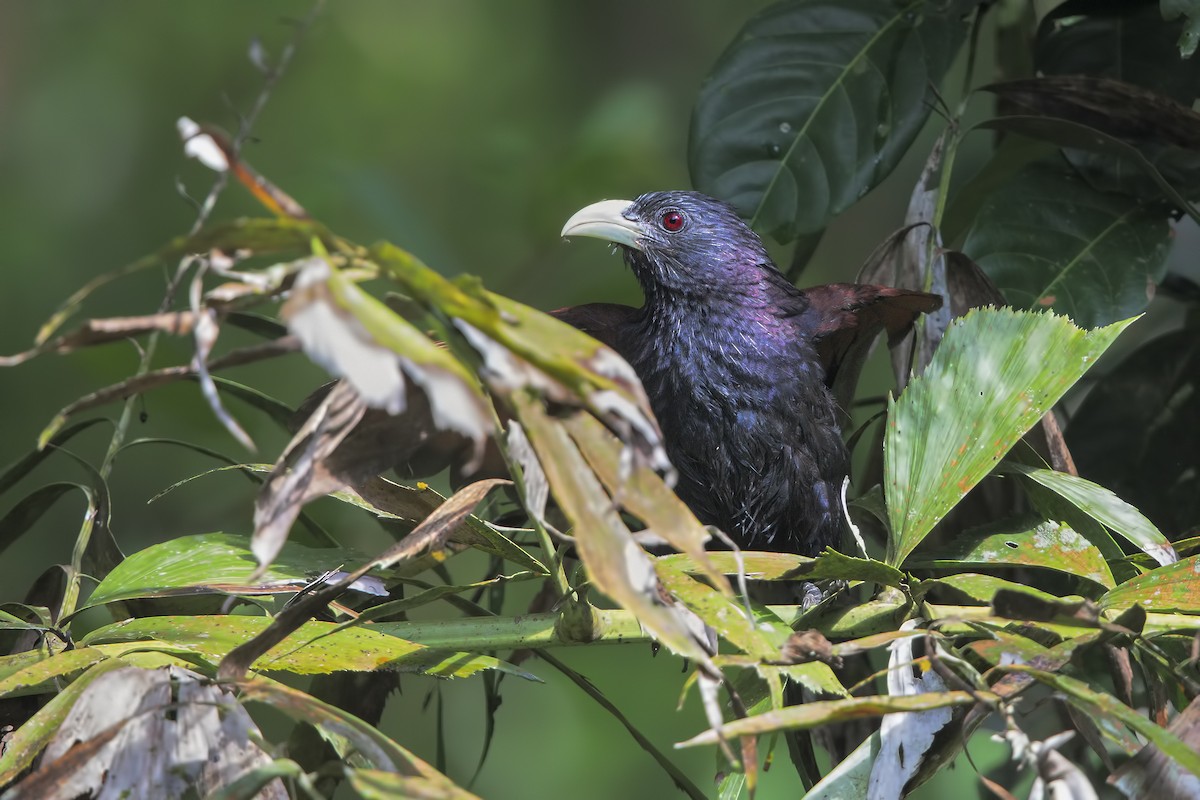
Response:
[632, 264, 804, 345]
[628, 276, 817, 401]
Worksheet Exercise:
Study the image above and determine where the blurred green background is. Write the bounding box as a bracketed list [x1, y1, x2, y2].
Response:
[0, 3, 1023, 798]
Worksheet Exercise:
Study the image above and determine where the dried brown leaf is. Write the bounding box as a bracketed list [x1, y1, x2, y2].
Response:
[225, 478, 507, 681]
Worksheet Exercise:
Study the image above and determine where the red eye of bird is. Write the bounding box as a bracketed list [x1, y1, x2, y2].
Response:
[660, 210, 685, 232]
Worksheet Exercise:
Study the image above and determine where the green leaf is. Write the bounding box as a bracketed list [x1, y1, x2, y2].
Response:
[84, 532, 364, 610]
[0, 647, 109, 699]
[366, 609, 647, 651]
[0, 418, 108, 497]
[1000, 462, 1176, 567]
[765, 662, 847, 698]
[885, 307, 1133, 566]
[513, 395, 712, 665]
[656, 551, 812, 581]
[965, 630, 1051, 669]
[1162, 0, 1200, 58]
[189, 375, 295, 430]
[371, 242, 668, 469]
[942, 134, 1057, 243]
[656, 563, 780, 659]
[804, 731, 881, 799]
[962, 162, 1172, 328]
[974, 115, 1200, 227]
[1030, 484, 1129, 572]
[0, 483, 81, 560]
[792, 549, 905, 587]
[567, 413, 730, 595]
[81, 615, 537, 679]
[917, 573, 1072, 607]
[45, 450, 123, 618]
[347, 768, 482, 800]
[802, 598, 915, 640]
[907, 513, 1115, 589]
[0, 650, 54, 686]
[0, 616, 50, 636]
[689, 0, 968, 242]
[1100, 555, 1200, 612]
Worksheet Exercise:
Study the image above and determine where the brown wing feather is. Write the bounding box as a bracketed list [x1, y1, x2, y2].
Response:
[803, 284, 942, 417]
[550, 302, 638, 352]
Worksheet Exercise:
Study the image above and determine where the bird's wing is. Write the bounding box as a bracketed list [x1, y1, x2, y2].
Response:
[798, 284, 943, 419]
[550, 302, 639, 352]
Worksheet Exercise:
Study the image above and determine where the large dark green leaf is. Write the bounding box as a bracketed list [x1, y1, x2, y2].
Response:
[688, 0, 968, 242]
[973, 115, 1200, 225]
[1037, 0, 1200, 103]
[1068, 322, 1200, 536]
[0, 418, 108, 497]
[1035, 2, 1200, 198]
[962, 162, 1172, 327]
[0, 484, 80, 560]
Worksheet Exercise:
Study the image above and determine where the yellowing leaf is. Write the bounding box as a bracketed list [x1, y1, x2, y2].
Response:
[282, 257, 490, 447]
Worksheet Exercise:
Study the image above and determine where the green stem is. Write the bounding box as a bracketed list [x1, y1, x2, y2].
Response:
[373, 603, 1200, 652]
[374, 609, 646, 650]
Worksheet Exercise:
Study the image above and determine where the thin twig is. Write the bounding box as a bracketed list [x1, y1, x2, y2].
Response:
[188, 1, 327, 237]
[97, 0, 325, 480]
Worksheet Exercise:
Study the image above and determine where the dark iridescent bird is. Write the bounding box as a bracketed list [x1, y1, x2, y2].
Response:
[308, 191, 940, 556]
[555, 191, 941, 554]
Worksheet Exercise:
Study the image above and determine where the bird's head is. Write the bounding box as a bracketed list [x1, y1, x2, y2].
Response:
[560, 191, 775, 299]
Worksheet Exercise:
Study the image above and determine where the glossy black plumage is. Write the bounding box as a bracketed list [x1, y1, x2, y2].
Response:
[559, 191, 941, 554]
[305, 191, 941, 556]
